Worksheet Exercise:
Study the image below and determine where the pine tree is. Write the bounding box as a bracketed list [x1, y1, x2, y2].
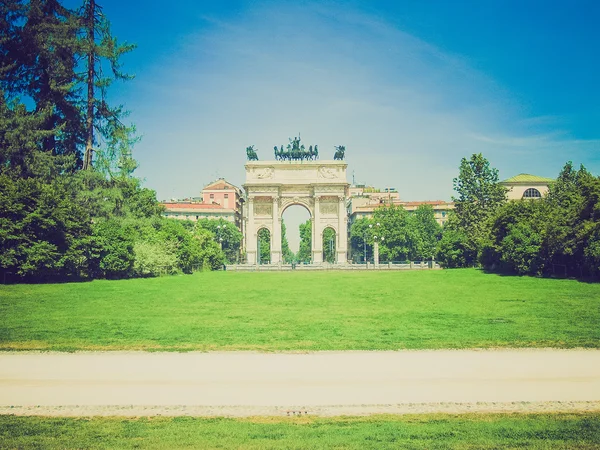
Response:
[78, 0, 136, 173]
[1, 0, 82, 166]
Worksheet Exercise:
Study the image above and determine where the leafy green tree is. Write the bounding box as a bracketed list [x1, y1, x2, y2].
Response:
[544, 162, 588, 273]
[0, 173, 93, 280]
[373, 205, 414, 262]
[411, 205, 442, 260]
[480, 200, 548, 275]
[446, 153, 507, 266]
[132, 240, 178, 277]
[544, 162, 600, 277]
[499, 222, 545, 275]
[191, 226, 225, 270]
[452, 154, 507, 231]
[257, 228, 271, 264]
[195, 218, 242, 264]
[437, 228, 473, 268]
[281, 220, 294, 263]
[296, 219, 312, 263]
[349, 218, 373, 263]
[92, 218, 134, 278]
[322, 227, 336, 263]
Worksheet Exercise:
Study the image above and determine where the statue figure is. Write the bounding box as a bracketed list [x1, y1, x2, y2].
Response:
[246, 145, 259, 161]
[333, 145, 346, 160]
[275, 136, 320, 161]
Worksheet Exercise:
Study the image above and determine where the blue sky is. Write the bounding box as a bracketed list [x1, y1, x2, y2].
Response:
[72, 0, 599, 206]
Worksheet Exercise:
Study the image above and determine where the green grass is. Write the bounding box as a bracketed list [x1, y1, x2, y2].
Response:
[1, 269, 599, 351]
[1, 413, 599, 449]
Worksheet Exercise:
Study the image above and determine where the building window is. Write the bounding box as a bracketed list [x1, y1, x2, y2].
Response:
[224, 194, 229, 198]
[522, 188, 541, 199]
[442, 211, 446, 217]
[210, 194, 214, 199]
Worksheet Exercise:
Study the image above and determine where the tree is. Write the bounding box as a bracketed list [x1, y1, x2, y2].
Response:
[544, 162, 599, 277]
[1, 0, 82, 167]
[411, 205, 442, 260]
[349, 218, 373, 263]
[297, 220, 312, 263]
[92, 218, 134, 278]
[0, 1, 212, 282]
[322, 227, 336, 263]
[373, 205, 414, 262]
[448, 153, 507, 266]
[191, 226, 224, 270]
[280, 220, 294, 263]
[195, 218, 242, 264]
[437, 228, 474, 268]
[79, 0, 136, 172]
[257, 228, 271, 264]
[0, 173, 94, 280]
[480, 200, 548, 275]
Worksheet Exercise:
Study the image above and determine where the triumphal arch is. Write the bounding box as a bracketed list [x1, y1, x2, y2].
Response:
[243, 143, 349, 265]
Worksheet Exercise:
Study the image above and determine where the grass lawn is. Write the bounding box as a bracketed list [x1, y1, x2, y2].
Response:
[0, 269, 599, 351]
[1, 413, 599, 449]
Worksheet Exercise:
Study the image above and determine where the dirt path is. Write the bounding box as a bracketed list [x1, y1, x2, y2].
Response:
[1, 350, 600, 416]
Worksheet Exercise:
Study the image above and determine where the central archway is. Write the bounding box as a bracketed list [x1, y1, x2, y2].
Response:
[281, 203, 311, 263]
[243, 160, 349, 265]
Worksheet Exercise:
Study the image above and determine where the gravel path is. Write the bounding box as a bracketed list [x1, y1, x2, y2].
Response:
[1, 350, 599, 417]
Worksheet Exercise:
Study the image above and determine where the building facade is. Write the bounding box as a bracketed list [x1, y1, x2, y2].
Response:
[347, 184, 453, 227]
[162, 178, 244, 229]
[500, 173, 554, 200]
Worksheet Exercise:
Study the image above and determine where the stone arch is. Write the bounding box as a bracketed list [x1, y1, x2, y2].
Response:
[280, 199, 313, 219]
[255, 226, 272, 265]
[255, 224, 272, 235]
[321, 226, 337, 264]
[320, 224, 338, 235]
[243, 160, 349, 265]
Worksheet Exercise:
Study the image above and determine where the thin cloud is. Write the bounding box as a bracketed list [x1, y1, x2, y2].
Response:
[128, 2, 599, 202]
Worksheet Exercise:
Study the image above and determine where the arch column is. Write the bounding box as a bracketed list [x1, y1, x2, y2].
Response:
[271, 196, 282, 263]
[245, 198, 257, 265]
[312, 196, 323, 263]
[337, 196, 348, 263]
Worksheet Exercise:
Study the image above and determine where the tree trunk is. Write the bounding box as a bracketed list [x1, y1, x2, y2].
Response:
[83, 0, 95, 170]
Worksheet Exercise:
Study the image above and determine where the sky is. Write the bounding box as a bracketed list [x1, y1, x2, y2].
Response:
[67, 0, 599, 248]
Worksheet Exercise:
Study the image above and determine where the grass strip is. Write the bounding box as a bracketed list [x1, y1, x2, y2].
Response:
[1, 413, 599, 449]
[1, 269, 599, 351]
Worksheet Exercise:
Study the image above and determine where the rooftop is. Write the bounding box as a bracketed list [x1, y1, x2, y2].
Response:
[162, 203, 235, 211]
[203, 178, 241, 192]
[501, 173, 555, 184]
